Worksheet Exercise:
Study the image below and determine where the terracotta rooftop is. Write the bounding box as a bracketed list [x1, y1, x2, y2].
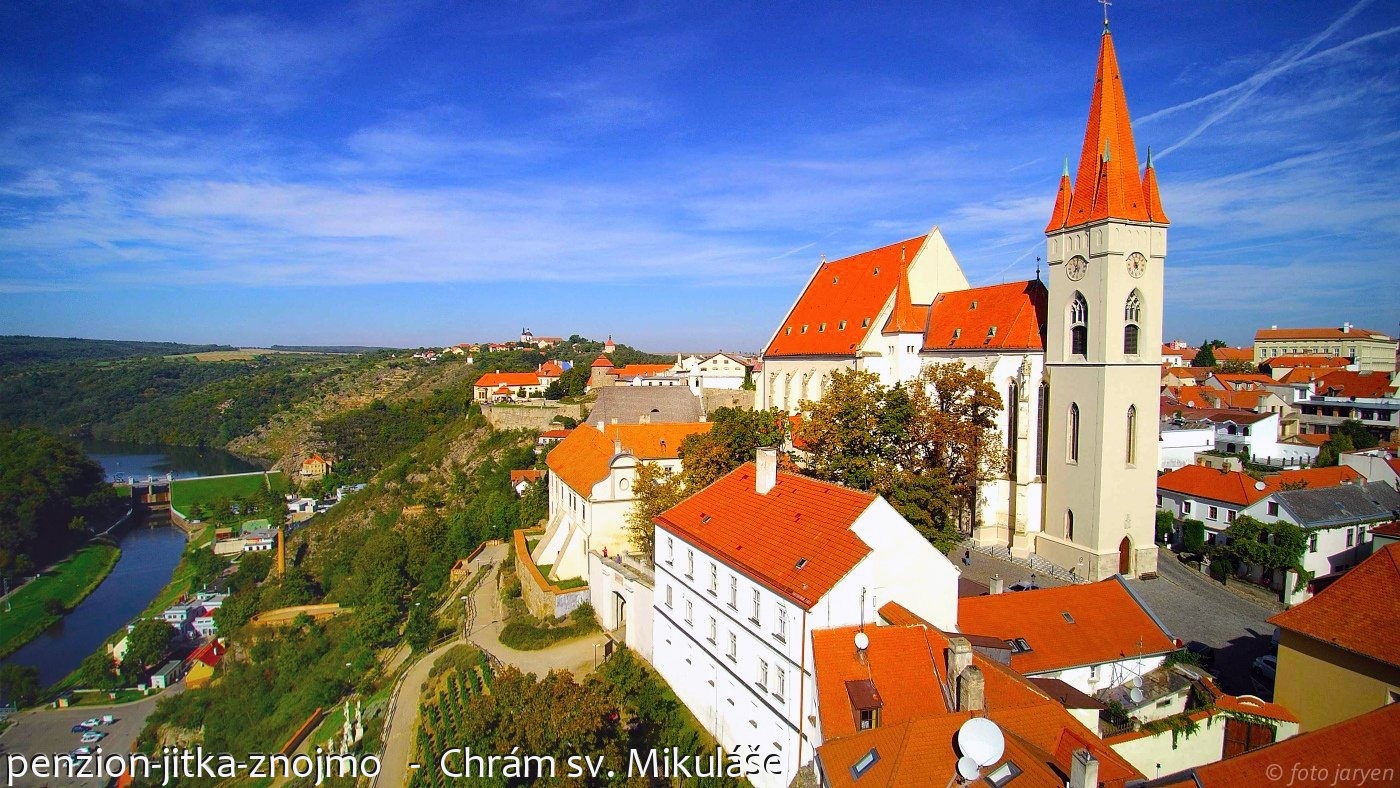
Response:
[608, 363, 675, 378]
[1155, 464, 1364, 507]
[509, 469, 544, 485]
[1211, 347, 1254, 362]
[955, 578, 1176, 674]
[1208, 372, 1277, 389]
[881, 258, 929, 335]
[475, 371, 541, 388]
[654, 464, 875, 609]
[590, 354, 613, 368]
[1269, 542, 1400, 667]
[1311, 369, 1397, 398]
[921, 280, 1047, 352]
[1256, 326, 1394, 341]
[1157, 703, 1400, 787]
[814, 622, 1141, 788]
[1262, 354, 1349, 369]
[766, 236, 926, 357]
[545, 422, 710, 495]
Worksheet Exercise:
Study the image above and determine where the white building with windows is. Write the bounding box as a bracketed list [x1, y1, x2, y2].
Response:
[650, 449, 959, 788]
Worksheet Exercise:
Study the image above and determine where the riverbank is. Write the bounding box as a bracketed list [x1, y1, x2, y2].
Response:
[0, 544, 122, 659]
[47, 525, 212, 695]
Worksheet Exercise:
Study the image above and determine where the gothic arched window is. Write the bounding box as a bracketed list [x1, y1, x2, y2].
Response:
[1124, 290, 1142, 355]
[1068, 403, 1081, 462]
[1126, 405, 1138, 465]
[1036, 382, 1049, 476]
[1070, 293, 1089, 356]
[1065, 509, 1075, 541]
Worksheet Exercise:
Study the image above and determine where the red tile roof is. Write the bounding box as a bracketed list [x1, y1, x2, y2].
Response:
[654, 464, 875, 609]
[1312, 369, 1397, 398]
[1372, 520, 1400, 538]
[881, 258, 929, 334]
[1156, 464, 1363, 507]
[1286, 433, 1331, 446]
[538, 428, 571, 439]
[188, 640, 225, 668]
[1256, 326, 1394, 341]
[1142, 152, 1168, 223]
[1209, 373, 1276, 389]
[815, 621, 1141, 788]
[545, 422, 711, 495]
[590, 354, 613, 368]
[509, 469, 544, 485]
[1262, 354, 1349, 369]
[765, 236, 925, 357]
[1166, 703, 1400, 788]
[1210, 347, 1254, 363]
[475, 371, 541, 388]
[537, 361, 565, 377]
[1052, 31, 1155, 230]
[921, 280, 1047, 352]
[1268, 542, 1400, 668]
[956, 578, 1176, 674]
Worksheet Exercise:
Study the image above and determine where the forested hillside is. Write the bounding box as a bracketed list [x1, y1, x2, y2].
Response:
[0, 335, 229, 369]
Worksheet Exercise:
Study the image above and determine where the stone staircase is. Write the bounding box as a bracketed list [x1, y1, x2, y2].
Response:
[966, 541, 1085, 584]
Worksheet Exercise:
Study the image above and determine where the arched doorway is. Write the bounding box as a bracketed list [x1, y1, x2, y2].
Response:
[1118, 537, 1133, 576]
[613, 591, 627, 633]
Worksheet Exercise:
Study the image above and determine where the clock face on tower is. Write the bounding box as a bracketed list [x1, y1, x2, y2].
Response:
[1066, 256, 1088, 281]
[1126, 252, 1147, 279]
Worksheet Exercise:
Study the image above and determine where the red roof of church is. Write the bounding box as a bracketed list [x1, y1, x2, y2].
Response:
[766, 237, 926, 357]
[654, 464, 875, 609]
[881, 257, 929, 334]
[922, 280, 1047, 351]
[1050, 29, 1160, 230]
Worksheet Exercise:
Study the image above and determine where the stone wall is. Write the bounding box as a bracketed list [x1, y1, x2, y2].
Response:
[701, 388, 755, 412]
[514, 528, 589, 619]
[482, 402, 587, 432]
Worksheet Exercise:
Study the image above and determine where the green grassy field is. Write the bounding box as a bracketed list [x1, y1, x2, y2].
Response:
[170, 471, 287, 516]
[0, 544, 121, 658]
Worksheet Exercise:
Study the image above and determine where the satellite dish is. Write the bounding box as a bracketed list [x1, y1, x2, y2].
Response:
[1129, 687, 1145, 704]
[1255, 481, 1267, 491]
[957, 756, 981, 781]
[957, 717, 1005, 767]
[854, 631, 870, 651]
[1131, 675, 1143, 688]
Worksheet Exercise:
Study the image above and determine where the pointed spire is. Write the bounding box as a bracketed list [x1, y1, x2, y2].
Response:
[1045, 158, 1075, 233]
[1142, 146, 1170, 224]
[1062, 28, 1150, 228]
[882, 254, 926, 334]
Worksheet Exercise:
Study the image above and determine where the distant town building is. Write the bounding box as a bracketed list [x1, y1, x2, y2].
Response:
[1254, 324, 1398, 373]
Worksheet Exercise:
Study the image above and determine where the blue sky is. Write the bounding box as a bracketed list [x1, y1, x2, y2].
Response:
[1, 1, 1397, 351]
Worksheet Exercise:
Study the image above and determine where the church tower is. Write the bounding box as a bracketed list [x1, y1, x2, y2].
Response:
[1039, 23, 1167, 580]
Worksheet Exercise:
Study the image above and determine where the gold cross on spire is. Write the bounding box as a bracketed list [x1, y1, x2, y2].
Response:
[1099, 0, 1112, 28]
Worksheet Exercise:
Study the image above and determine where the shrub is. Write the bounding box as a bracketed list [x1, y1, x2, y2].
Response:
[43, 597, 67, 616]
[1182, 519, 1207, 554]
[1155, 510, 1175, 544]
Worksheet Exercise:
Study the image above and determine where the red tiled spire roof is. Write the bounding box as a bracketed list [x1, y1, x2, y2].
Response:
[1044, 159, 1074, 233]
[882, 250, 928, 334]
[1058, 29, 1153, 229]
[1142, 148, 1169, 223]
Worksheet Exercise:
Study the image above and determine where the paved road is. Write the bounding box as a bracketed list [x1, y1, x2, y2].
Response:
[0, 688, 179, 788]
[1127, 548, 1276, 697]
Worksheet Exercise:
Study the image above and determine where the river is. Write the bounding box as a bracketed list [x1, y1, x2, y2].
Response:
[3, 443, 263, 687]
[80, 439, 267, 482]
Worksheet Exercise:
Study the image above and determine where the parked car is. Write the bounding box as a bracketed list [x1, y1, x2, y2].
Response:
[100, 714, 115, 725]
[70, 724, 89, 733]
[79, 731, 106, 744]
[80, 717, 101, 727]
[72, 746, 92, 757]
[1251, 654, 1278, 695]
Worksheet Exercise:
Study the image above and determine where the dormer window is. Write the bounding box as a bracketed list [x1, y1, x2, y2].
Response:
[873, 267, 880, 275]
[845, 679, 883, 731]
[819, 323, 827, 332]
[1007, 638, 1033, 653]
[970, 301, 978, 310]
[801, 324, 808, 334]
[838, 320, 847, 330]
[785, 327, 792, 336]
[861, 318, 871, 328]
[851, 748, 880, 781]
[794, 558, 808, 570]
[952, 328, 961, 340]
[832, 276, 839, 284]
[987, 326, 997, 337]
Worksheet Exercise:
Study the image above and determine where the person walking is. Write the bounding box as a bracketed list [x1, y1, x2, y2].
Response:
[963, 549, 971, 566]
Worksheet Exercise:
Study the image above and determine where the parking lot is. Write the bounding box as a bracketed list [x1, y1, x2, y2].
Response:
[0, 689, 174, 788]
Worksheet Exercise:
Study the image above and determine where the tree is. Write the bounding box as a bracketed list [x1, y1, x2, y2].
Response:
[78, 650, 121, 690]
[1191, 341, 1217, 367]
[798, 369, 897, 491]
[1213, 515, 1306, 580]
[1316, 432, 1355, 467]
[907, 362, 1006, 529]
[626, 463, 687, 556]
[1155, 510, 1175, 544]
[1335, 419, 1379, 450]
[1181, 518, 1207, 554]
[405, 601, 433, 652]
[123, 617, 175, 677]
[741, 366, 755, 391]
[0, 663, 40, 707]
[678, 407, 792, 490]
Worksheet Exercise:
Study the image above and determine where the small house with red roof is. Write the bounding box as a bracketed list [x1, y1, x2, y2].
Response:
[649, 450, 959, 788]
[472, 370, 545, 401]
[509, 468, 545, 496]
[300, 453, 332, 480]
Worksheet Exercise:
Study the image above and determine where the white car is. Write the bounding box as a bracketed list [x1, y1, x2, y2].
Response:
[72, 746, 92, 757]
[80, 731, 106, 744]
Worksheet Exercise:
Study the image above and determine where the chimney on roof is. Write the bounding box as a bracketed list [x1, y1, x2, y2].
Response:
[596, 420, 605, 430]
[611, 418, 618, 425]
[989, 574, 1004, 595]
[946, 636, 973, 684]
[1271, 325, 1278, 330]
[639, 413, 650, 425]
[756, 447, 778, 495]
[1343, 322, 1352, 333]
[957, 665, 985, 713]
[1070, 750, 1100, 788]
[614, 439, 623, 455]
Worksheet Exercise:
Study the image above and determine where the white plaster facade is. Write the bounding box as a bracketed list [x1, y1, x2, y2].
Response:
[651, 495, 959, 788]
[1159, 424, 1215, 470]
